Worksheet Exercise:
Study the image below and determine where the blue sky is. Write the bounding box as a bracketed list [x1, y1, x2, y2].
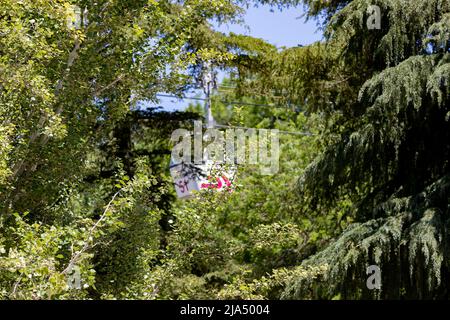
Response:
[152, 5, 323, 111]
[217, 5, 323, 48]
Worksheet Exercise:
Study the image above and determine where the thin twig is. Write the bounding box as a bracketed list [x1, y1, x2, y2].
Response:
[62, 189, 121, 274]
[94, 74, 126, 97]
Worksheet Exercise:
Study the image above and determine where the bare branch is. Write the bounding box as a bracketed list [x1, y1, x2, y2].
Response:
[62, 189, 121, 275]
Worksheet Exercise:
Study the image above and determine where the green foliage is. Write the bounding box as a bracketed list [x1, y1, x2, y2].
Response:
[148, 94, 352, 299]
[0, 0, 272, 299]
[277, 0, 450, 299]
[1, 0, 448, 301]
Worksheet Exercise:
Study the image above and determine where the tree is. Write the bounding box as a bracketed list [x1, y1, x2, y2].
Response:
[0, 0, 253, 299]
[0, 0, 311, 300]
[150, 76, 352, 299]
[273, 0, 450, 299]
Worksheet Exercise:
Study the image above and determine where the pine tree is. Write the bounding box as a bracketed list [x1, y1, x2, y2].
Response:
[278, 0, 450, 299]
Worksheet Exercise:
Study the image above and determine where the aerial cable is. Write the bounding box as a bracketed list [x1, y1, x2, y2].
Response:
[155, 93, 298, 109]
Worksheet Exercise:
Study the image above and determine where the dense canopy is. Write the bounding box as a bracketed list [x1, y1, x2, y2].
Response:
[0, 0, 449, 300]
